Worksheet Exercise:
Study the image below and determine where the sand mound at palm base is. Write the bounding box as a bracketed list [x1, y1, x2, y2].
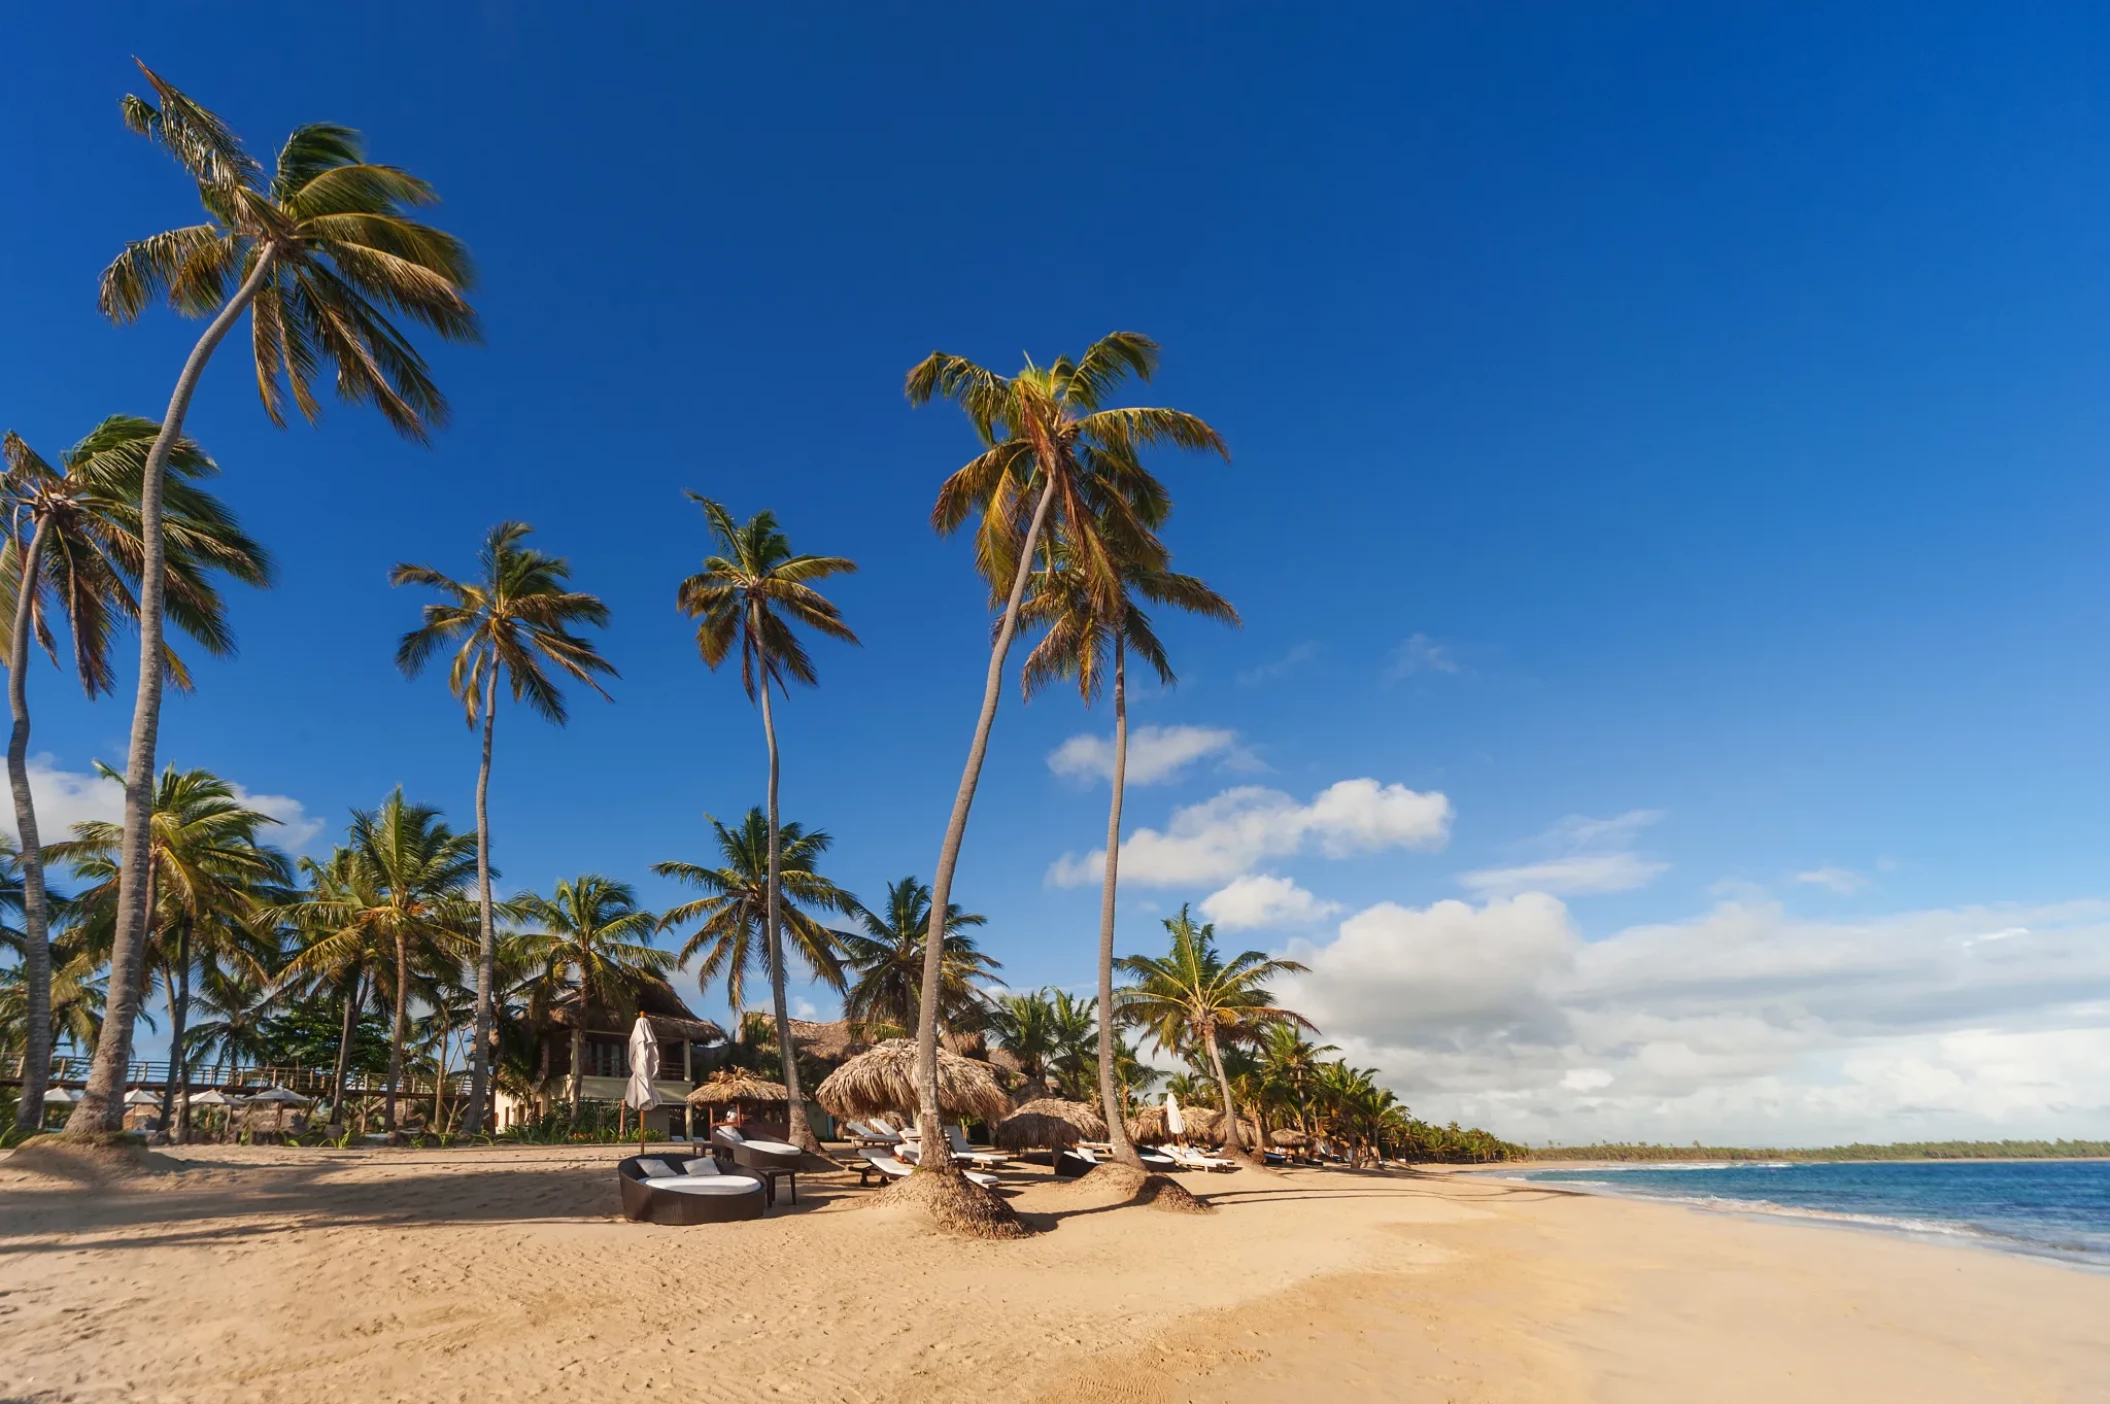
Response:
[5, 1132, 190, 1184]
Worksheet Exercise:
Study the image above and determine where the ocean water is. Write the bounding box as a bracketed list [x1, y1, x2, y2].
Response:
[1514, 1159, 2110, 1269]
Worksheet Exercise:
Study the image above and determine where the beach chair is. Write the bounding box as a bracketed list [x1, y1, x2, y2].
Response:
[843, 1120, 901, 1147]
[1164, 1145, 1240, 1172]
[944, 1125, 1011, 1168]
[858, 1149, 1001, 1190]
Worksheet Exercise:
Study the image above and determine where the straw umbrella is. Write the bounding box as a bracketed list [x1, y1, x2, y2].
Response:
[813, 1037, 1010, 1126]
[685, 1069, 790, 1131]
[1269, 1127, 1310, 1148]
[993, 1098, 1107, 1153]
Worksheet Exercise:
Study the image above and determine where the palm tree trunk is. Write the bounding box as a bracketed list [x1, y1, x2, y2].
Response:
[465, 671, 498, 1136]
[568, 1021, 584, 1114]
[1096, 639, 1142, 1169]
[330, 970, 365, 1121]
[66, 247, 279, 1135]
[758, 681, 818, 1153]
[7, 516, 54, 1130]
[158, 924, 191, 1144]
[913, 472, 1059, 1167]
[433, 1005, 450, 1131]
[1202, 1027, 1249, 1158]
[385, 931, 410, 1131]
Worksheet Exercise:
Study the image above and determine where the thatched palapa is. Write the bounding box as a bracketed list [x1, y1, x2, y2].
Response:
[684, 1070, 790, 1108]
[1270, 1127, 1311, 1148]
[813, 1038, 1011, 1125]
[993, 1098, 1108, 1152]
[1128, 1103, 1259, 1146]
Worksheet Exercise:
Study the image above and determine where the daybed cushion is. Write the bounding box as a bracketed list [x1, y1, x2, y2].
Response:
[640, 1176, 762, 1195]
[739, 1138, 801, 1156]
[681, 1157, 723, 1175]
[636, 1158, 677, 1178]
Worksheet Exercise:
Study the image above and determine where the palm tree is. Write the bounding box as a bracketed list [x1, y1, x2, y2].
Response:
[1258, 1026, 1337, 1139]
[838, 876, 997, 1038]
[1020, 536, 1236, 1166]
[1117, 905, 1312, 1161]
[512, 875, 672, 1113]
[72, 66, 477, 1134]
[391, 522, 615, 1134]
[0, 417, 270, 1129]
[276, 792, 478, 1129]
[279, 846, 393, 1118]
[653, 809, 856, 1053]
[674, 499, 857, 1152]
[51, 765, 291, 1141]
[985, 990, 1058, 1094]
[904, 333, 1224, 1166]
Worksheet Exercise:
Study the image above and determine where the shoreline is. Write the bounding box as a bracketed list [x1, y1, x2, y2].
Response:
[4, 1144, 2104, 1402]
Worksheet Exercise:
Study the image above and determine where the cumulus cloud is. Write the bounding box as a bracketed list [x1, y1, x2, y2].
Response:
[1459, 808, 1666, 897]
[0, 756, 322, 852]
[1048, 778, 1452, 887]
[1385, 632, 1464, 682]
[1279, 892, 2110, 1144]
[1046, 725, 1258, 786]
[1200, 874, 1343, 930]
[1236, 641, 1321, 686]
[1796, 865, 1868, 893]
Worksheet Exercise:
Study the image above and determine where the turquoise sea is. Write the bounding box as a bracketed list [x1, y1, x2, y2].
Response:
[1514, 1159, 2110, 1270]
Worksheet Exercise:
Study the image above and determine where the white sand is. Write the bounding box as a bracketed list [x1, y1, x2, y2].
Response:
[1, 1145, 2102, 1402]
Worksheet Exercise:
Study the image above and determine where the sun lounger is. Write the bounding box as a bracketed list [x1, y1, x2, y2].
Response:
[1164, 1145, 1240, 1172]
[842, 1120, 901, 1146]
[618, 1154, 766, 1224]
[945, 1125, 1011, 1166]
[860, 1149, 1000, 1189]
[713, 1125, 804, 1170]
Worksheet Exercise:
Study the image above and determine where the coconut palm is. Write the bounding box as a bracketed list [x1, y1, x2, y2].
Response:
[1117, 905, 1312, 1160]
[391, 522, 615, 1133]
[674, 500, 857, 1151]
[985, 990, 1058, 1094]
[275, 792, 478, 1129]
[904, 332, 1224, 1168]
[838, 876, 997, 1038]
[1020, 536, 1236, 1166]
[50, 765, 291, 1140]
[653, 808, 857, 1016]
[72, 65, 477, 1133]
[1258, 1026, 1337, 1138]
[512, 875, 672, 1113]
[278, 846, 393, 1117]
[0, 417, 271, 1129]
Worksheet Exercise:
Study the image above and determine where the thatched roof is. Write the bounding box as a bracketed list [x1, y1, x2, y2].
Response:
[812, 1038, 1012, 1124]
[1128, 1103, 1258, 1146]
[550, 977, 725, 1044]
[685, 1070, 790, 1107]
[1270, 1127, 1311, 1148]
[993, 1098, 1108, 1151]
[786, 1018, 865, 1061]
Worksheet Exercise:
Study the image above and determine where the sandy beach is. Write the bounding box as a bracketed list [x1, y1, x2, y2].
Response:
[2, 1147, 2104, 1403]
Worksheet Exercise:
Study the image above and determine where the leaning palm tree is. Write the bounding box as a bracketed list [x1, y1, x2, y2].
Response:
[653, 809, 857, 1118]
[674, 498, 857, 1152]
[71, 65, 477, 1134]
[275, 792, 479, 1129]
[51, 765, 291, 1141]
[1020, 535, 1236, 1167]
[512, 875, 672, 1113]
[904, 332, 1224, 1170]
[1117, 905, 1312, 1161]
[392, 522, 614, 1134]
[0, 417, 270, 1129]
[838, 876, 998, 1038]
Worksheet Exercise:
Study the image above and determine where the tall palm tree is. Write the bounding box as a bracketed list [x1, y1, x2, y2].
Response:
[1, 417, 270, 1129]
[1117, 905, 1312, 1161]
[392, 522, 615, 1134]
[1258, 1026, 1337, 1139]
[276, 792, 479, 1129]
[1020, 537, 1236, 1166]
[512, 875, 671, 1113]
[279, 845, 393, 1118]
[72, 65, 477, 1134]
[674, 498, 857, 1153]
[838, 876, 997, 1038]
[985, 989, 1058, 1093]
[653, 810, 856, 1071]
[52, 765, 291, 1141]
[904, 333, 1224, 1167]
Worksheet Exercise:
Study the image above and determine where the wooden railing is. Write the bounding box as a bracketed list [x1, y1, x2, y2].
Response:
[4, 1056, 471, 1096]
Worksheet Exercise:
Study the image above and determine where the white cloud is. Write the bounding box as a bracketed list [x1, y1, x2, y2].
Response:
[1280, 892, 2110, 1144]
[1386, 632, 1463, 682]
[1796, 865, 1868, 893]
[0, 756, 321, 852]
[1049, 778, 1452, 887]
[1236, 641, 1321, 686]
[1459, 808, 1666, 897]
[1200, 874, 1343, 930]
[1046, 724, 1258, 787]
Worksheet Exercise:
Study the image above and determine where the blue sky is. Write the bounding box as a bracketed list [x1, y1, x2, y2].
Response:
[5, 5, 2110, 1142]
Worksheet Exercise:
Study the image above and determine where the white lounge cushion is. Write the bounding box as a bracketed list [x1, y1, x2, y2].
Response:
[635, 1158, 677, 1178]
[680, 1157, 723, 1176]
[739, 1138, 802, 1157]
[640, 1175, 761, 1195]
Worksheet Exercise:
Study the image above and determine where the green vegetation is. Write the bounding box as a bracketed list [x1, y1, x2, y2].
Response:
[1528, 1140, 2110, 1162]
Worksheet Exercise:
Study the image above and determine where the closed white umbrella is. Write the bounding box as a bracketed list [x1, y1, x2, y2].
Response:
[624, 1015, 662, 1155]
[1164, 1091, 1185, 1140]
